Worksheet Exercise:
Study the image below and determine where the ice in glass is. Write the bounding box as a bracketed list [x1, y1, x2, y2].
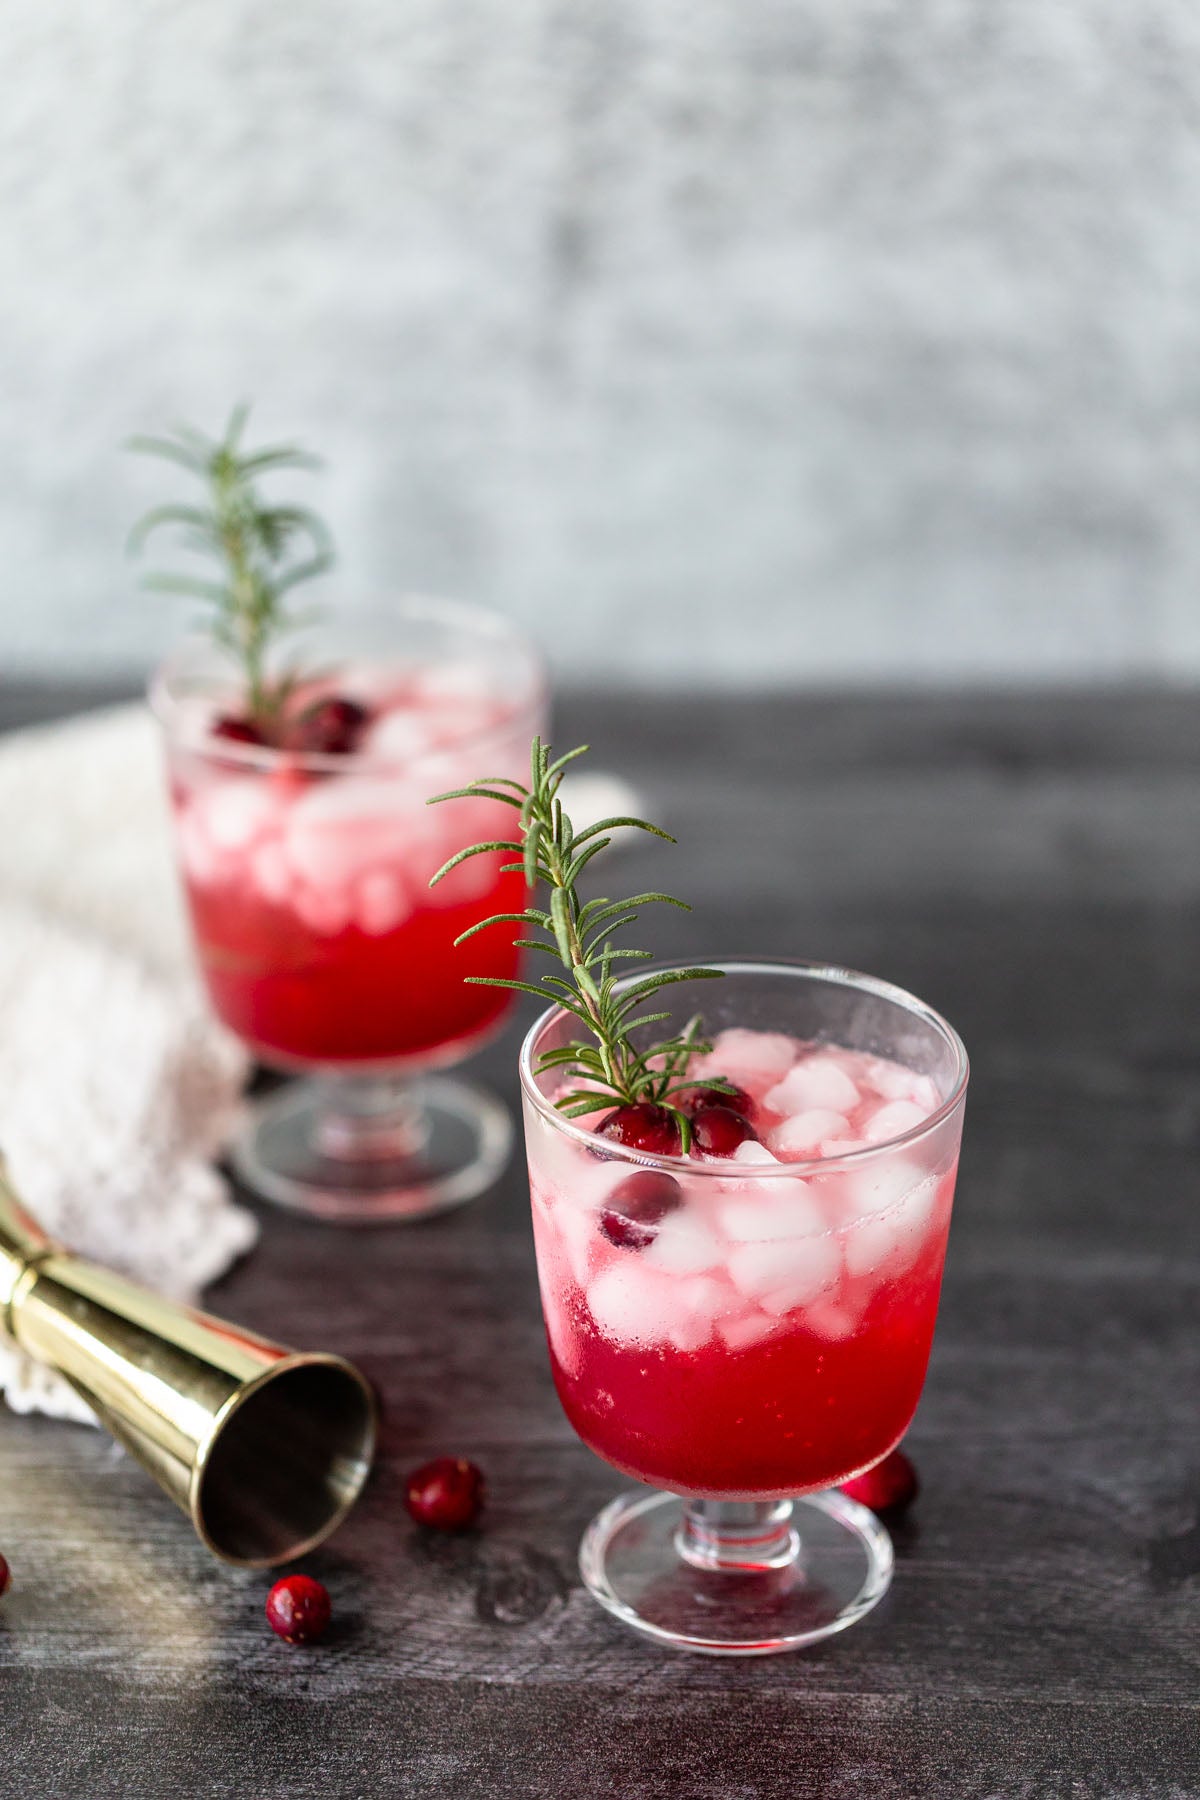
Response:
[529, 1030, 954, 1497]
[166, 664, 529, 1069]
[520, 961, 968, 1653]
[153, 598, 545, 1221]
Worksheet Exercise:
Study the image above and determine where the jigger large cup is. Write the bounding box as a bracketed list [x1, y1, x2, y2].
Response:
[0, 1164, 376, 1566]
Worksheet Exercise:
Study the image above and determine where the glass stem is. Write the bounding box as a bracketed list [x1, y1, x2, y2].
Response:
[676, 1498, 800, 1572]
[313, 1076, 429, 1163]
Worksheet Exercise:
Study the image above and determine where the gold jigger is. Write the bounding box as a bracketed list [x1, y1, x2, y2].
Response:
[0, 1164, 377, 1567]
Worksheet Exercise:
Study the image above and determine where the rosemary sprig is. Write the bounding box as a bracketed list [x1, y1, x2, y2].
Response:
[128, 404, 333, 730]
[429, 737, 730, 1149]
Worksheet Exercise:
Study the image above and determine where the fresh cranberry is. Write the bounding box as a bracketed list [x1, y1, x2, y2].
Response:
[0, 1553, 10, 1598]
[679, 1079, 754, 1119]
[265, 1574, 332, 1645]
[596, 1103, 683, 1157]
[291, 696, 371, 756]
[600, 1171, 683, 1249]
[405, 1457, 486, 1531]
[212, 713, 267, 747]
[691, 1103, 757, 1157]
[839, 1448, 919, 1515]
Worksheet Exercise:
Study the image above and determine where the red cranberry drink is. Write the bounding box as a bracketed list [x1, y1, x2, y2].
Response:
[436, 742, 969, 1650]
[136, 413, 546, 1219]
[526, 1027, 958, 1499]
[163, 656, 533, 1068]
[516, 956, 968, 1654]
[152, 600, 544, 1223]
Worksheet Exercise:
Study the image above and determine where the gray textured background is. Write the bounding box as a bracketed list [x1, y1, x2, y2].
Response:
[4, 0, 1200, 686]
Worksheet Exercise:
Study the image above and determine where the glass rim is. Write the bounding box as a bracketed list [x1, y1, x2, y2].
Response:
[147, 591, 547, 775]
[518, 957, 970, 1178]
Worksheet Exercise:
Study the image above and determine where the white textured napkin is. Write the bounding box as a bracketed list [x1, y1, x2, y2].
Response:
[0, 704, 254, 1424]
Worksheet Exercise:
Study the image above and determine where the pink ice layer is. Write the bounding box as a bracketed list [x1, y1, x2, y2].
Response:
[528, 1029, 952, 1373]
[171, 661, 519, 935]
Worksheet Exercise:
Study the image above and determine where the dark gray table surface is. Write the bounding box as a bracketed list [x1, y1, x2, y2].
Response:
[1, 684, 1198, 1800]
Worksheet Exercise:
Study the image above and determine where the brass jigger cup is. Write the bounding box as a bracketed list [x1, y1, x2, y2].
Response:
[0, 1165, 377, 1566]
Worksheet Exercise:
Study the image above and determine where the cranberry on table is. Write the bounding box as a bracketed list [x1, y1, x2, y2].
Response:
[291, 696, 371, 756]
[839, 1447, 919, 1515]
[600, 1171, 683, 1249]
[265, 1574, 332, 1646]
[0, 1553, 10, 1598]
[690, 1103, 757, 1157]
[405, 1457, 486, 1531]
[596, 1103, 683, 1157]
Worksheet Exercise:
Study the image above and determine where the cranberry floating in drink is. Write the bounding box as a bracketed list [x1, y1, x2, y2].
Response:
[435, 742, 969, 1653]
[138, 411, 545, 1220]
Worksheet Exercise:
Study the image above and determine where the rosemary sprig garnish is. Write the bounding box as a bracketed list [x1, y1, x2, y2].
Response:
[429, 737, 730, 1149]
[128, 404, 333, 731]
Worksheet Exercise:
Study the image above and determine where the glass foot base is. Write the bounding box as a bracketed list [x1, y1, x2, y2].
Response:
[579, 1488, 893, 1655]
[232, 1073, 512, 1224]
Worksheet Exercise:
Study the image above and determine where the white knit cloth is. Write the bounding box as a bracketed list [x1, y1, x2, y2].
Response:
[0, 704, 254, 1424]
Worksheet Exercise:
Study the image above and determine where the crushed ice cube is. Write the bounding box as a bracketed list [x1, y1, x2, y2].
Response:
[730, 1140, 781, 1166]
[911, 1074, 941, 1110]
[586, 1264, 673, 1348]
[665, 1310, 713, 1353]
[676, 1274, 730, 1325]
[759, 1264, 844, 1316]
[764, 1056, 861, 1117]
[643, 1213, 724, 1275]
[250, 839, 293, 906]
[805, 1299, 861, 1341]
[841, 1156, 931, 1222]
[413, 662, 498, 707]
[176, 807, 225, 886]
[861, 1055, 920, 1102]
[728, 1232, 842, 1303]
[293, 884, 354, 936]
[698, 1029, 796, 1094]
[717, 1185, 825, 1243]
[717, 1310, 786, 1352]
[355, 869, 412, 935]
[199, 777, 278, 852]
[842, 1175, 939, 1278]
[864, 1099, 931, 1143]
[769, 1108, 849, 1158]
[365, 710, 443, 765]
[548, 1196, 599, 1289]
[285, 778, 421, 890]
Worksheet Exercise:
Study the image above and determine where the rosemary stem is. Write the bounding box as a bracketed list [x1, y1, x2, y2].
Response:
[542, 830, 634, 1101]
[428, 734, 725, 1124]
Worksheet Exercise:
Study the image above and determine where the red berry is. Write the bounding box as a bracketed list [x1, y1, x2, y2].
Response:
[212, 713, 267, 747]
[600, 1171, 683, 1249]
[291, 696, 370, 756]
[405, 1457, 486, 1531]
[265, 1574, 332, 1646]
[839, 1448, 919, 1515]
[690, 1103, 757, 1157]
[596, 1103, 682, 1157]
[680, 1079, 754, 1120]
[0, 1554, 10, 1598]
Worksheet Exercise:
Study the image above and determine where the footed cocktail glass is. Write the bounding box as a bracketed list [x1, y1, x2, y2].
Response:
[152, 595, 545, 1223]
[520, 960, 968, 1654]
